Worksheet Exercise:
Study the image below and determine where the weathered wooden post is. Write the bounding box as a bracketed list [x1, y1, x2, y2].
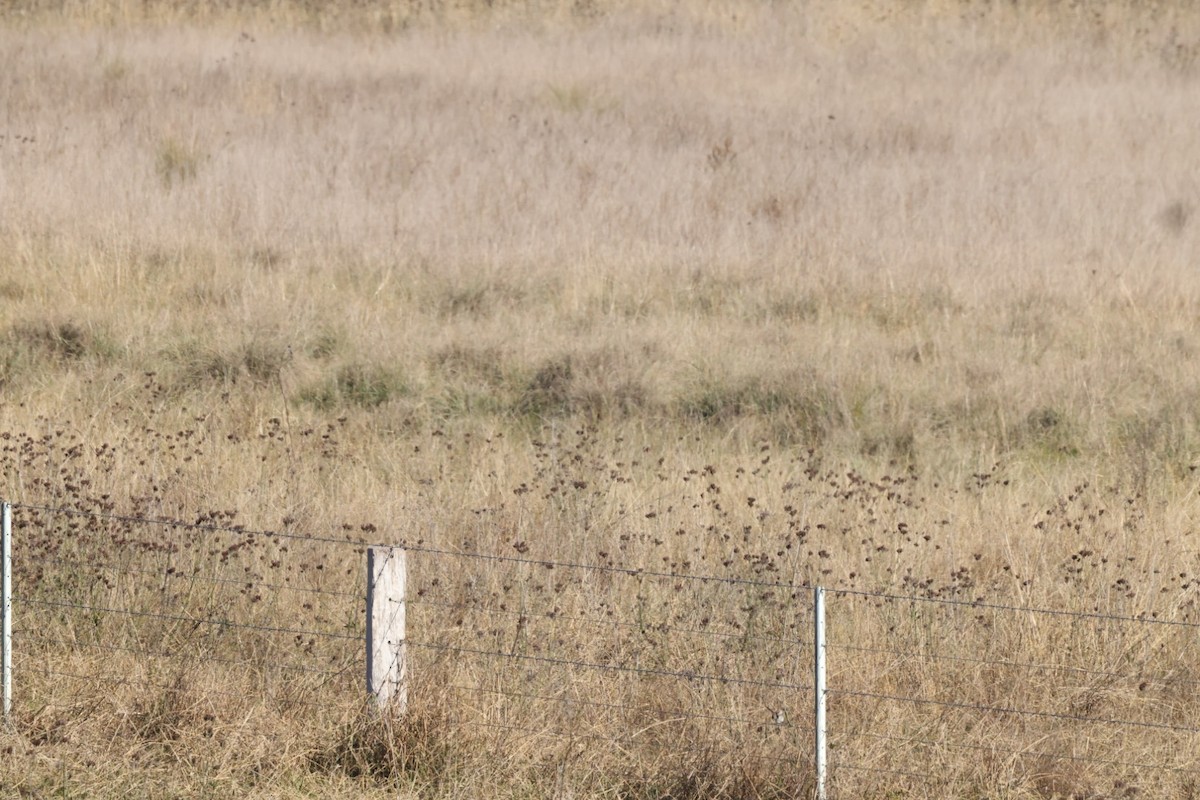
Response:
[366, 547, 407, 714]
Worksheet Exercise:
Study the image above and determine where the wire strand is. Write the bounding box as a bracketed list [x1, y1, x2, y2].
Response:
[409, 638, 813, 693]
[833, 761, 934, 782]
[827, 642, 1144, 684]
[850, 729, 1200, 775]
[830, 586, 1200, 631]
[830, 687, 1200, 735]
[12, 502, 816, 593]
[12, 631, 356, 679]
[13, 503, 368, 550]
[409, 595, 812, 649]
[20, 597, 359, 641]
[445, 682, 815, 733]
[21, 666, 352, 711]
[21, 501, 1200, 632]
[20, 552, 361, 599]
[456, 718, 805, 767]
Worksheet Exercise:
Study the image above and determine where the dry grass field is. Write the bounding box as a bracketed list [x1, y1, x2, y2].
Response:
[4, 1, 1200, 797]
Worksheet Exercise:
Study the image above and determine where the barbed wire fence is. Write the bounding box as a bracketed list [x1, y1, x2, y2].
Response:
[3, 498, 1200, 796]
[0, 499, 816, 795]
[821, 587, 1200, 797]
[399, 534, 818, 795]
[1, 499, 368, 768]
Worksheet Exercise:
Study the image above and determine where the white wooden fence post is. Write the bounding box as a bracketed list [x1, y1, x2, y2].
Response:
[366, 546, 407, 714]
[814, 585, 827, 800]
[2, 501, 11, 722]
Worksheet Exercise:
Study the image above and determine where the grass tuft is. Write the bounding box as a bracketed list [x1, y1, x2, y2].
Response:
[300, 363, 406, 410]
[169, 337, 291, 390]
[678, 371, 843, 446]
[154, 135, 203, 189]
[310, 706, 462, 788]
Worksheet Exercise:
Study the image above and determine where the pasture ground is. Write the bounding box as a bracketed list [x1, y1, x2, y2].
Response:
[4, 2, 1200, 796]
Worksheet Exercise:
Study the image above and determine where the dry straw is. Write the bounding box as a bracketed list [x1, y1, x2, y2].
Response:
[3, 1, 1200, 796]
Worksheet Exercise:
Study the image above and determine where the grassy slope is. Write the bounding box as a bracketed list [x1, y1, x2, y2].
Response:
[4, 2, 1200, 797]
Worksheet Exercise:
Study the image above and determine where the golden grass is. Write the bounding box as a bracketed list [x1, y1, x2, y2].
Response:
[4, 1, 1200, 796]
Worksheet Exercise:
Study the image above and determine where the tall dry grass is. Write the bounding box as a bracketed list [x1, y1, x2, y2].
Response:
[4, 1, 1200, 796]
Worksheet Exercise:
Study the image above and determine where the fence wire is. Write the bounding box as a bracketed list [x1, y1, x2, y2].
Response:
[5, 499, 1200, 797]
[3, 500, 815, 793]
[822, 586, 1200, 796]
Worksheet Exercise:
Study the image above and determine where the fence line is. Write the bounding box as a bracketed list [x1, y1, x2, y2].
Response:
[409, 595, 812, 648]
[5, 499, 1200, 796]
[829, 686, 1200, 736]
[829, 584, 1200, 630]
[460, 717, 807, 768]
[22, 666, 340, 712]
[850, 729, 1200, 776]
[14, 502, 816, 592]
[21, 501, 1196, 632]
[445, 681, 810, 732]
[23, 553, 361, 598]
[22, 598, 359, 642]
[408, 639, 815, 694]
[14, 632, 354, 678]
[821, 587, 1200, 794]
[826, 641, 1140, 682]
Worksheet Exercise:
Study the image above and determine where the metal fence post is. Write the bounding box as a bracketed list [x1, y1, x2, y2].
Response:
[814, 586, 826, 800]
[366, 546, 407, 714]
[2, 501, 11, 722]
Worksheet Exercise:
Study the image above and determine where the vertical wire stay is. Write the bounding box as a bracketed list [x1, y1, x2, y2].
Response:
[814, 585, 826, 800]
[2, 501, 11, 723]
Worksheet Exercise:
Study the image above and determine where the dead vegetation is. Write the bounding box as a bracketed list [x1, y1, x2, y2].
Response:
[4, 1, 1200, 796]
